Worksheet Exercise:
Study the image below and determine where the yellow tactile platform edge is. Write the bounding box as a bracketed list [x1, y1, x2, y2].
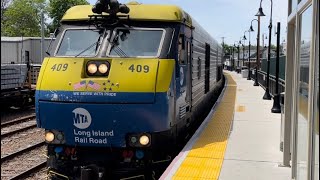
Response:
[172, 72, 237, 180]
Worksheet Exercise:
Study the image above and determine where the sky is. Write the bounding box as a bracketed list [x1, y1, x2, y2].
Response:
[88, 0, 288, 46]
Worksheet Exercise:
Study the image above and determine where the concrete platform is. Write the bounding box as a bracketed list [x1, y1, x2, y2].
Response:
[160, 71, 291, 180]
[219, 71, 291, 180]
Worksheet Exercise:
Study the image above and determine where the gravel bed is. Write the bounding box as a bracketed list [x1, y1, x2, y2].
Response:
[1, 128, 44, 158]
[1, 119, 37, 134]
[25, 167, 49, 180]
[1, 107, 35, 124]
[1, 145, 47, 180]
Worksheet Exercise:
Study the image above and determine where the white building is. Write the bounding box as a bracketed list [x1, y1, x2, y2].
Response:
[1, 37, 53, 64]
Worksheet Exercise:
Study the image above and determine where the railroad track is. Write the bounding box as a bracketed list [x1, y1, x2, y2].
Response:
[1, 114, 47, 179]
[1, 142, 47, 180]
[1, 141, 45, 162]
[1, 124, 37, 139]
[1, 114, 36, 127]
[1, 115, 37, 139]
[9, 161, 46, 180]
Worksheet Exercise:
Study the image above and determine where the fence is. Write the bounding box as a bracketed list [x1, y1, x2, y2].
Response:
[30, 65, 41, 85]
[250, 69, 285, 96]
[249, 56, 286, 96]
[261, 56, 286, 80]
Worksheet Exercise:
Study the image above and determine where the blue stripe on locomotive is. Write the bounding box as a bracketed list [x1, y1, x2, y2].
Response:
[36, 91, 170, 147]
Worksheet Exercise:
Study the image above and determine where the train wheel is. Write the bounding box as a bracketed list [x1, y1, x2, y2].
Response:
[18, 97, 33, 109]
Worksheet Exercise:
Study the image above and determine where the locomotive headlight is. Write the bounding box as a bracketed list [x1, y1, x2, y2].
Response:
[128, 133, 151, 147]
[98, 63, 108, 74]
[139, 135, 150, 146]
[45, 132, 55, 142]
[87, 63, 98, 74]
[87, 61, 111, 76]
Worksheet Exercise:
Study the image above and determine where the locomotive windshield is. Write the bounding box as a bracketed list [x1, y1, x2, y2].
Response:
[55, 29, 103, 57]
[108, 28, 165, 57]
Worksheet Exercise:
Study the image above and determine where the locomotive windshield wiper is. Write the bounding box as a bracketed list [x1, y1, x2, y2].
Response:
[110, 43, 128, 57]
[75, 29, 104, 57]
[109, 33, 128, 57]
[75, 41, 100, 57]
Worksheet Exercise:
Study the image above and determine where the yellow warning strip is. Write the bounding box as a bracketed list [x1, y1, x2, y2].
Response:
[172, 72, 237, 179]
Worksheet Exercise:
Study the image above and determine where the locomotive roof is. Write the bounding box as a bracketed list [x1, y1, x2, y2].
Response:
[61, 4, 192, 26]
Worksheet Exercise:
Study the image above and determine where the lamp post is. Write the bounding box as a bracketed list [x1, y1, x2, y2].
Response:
[233, 41, 241, 73]
[232, 41, 239, 71]
[247, 32, 251, 80]
[231, 46, 234, 71]
[237, 42, 240, 73]
[232, 45, 234, 71]
[262, 33, 268, 49]
[254, 6, 265, 86]
[271, 22, 281, 113]
[242, 44, 245, 70]
[237, 38, 242, 73]
[248, 19, 258, 80]
[257, 0, 272, 100]
[238, 40, 241, 73]
[243, 30, 249, 73]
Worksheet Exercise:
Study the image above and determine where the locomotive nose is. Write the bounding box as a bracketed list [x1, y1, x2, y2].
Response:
[37, 58, 161, 104]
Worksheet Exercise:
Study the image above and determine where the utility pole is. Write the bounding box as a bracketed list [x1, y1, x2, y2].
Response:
[41, 11, 45, 62]
[221, 37, 226, 69]
[262, 33, 265, 49]
[221, 37, 226, 46]
[221, 37, 226, 53]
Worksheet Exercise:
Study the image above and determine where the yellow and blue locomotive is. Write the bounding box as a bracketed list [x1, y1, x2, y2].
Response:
[36, 1, 224, 179]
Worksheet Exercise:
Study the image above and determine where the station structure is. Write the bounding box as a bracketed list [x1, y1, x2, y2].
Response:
[161, 0, 319, 179]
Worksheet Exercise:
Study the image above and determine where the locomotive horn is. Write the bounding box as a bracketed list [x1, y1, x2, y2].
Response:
[92, 0, 130, 15]
[108, 0, 119, 15]
[119, 4, 130, 14]
[92, 0, 109, 14]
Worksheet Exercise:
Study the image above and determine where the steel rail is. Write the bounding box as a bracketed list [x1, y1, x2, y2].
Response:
[9, 161, 47, 180]
[1, 114, 36, 127]
[1, 141, 45, 163]
[1, 124, 37, 139]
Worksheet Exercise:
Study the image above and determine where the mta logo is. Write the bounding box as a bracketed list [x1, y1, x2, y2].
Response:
[72, 108, 92, 129]
[74, 113, 88, 124]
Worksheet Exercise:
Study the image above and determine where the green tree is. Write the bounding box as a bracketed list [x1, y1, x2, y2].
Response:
[270, 44, 276, 49]
[48, 0, 89, 32]
[2, 0, 47, 36]
[222, 44, 232, 55]
[1, 0, 11, 35]
[1, 0, 11, 21]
